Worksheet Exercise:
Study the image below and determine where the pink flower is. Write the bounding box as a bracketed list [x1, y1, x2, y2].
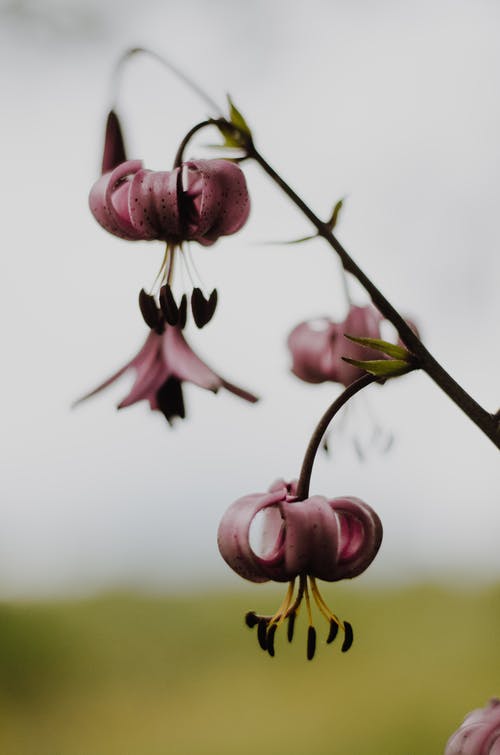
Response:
[89, 113, 250, 246]
[445, 699, 500, 755]
[287, 304, 383, 387]
[217, 479, 382, 658]
[74, 324, 258, 424]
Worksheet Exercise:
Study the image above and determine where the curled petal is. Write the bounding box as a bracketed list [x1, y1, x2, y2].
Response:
[288, 318, 343, 384]
[183, 159, 250, 244]
[218, 483, 382, 584]
[128, 168, 181, 240]
[89, 155, 249, 245]
[288, 306, 386, 387]
[445, 699, 500, 755]
[217, 488, 288, 583]
[89, 160, 144, 240]
[329, 497, 383, 580]
[280, 496, 340, 581]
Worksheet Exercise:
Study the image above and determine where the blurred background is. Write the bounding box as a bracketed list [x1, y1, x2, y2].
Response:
[1, 0, 499, 752]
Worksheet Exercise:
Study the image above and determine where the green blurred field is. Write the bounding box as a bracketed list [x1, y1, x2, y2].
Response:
[0, 583, 498, 755]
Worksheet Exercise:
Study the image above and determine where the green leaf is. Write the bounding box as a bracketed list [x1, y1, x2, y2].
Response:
[215, 122, 242, 149]
[327, 198, 345, 230]
[341, 357, 414, 378]
[227, 95, 252, 137]
[344, 335, 412, 361]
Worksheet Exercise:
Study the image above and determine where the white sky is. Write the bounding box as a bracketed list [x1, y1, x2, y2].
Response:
[0, 0, 499, 597]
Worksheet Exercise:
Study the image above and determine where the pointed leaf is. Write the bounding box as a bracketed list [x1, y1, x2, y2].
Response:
[344, 334, 412, 361]
[227, 95, 252, 137]
[341, 357, 414, 378]
[327, 198, 344, 231]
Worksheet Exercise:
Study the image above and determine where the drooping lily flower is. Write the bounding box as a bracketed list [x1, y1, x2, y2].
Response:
[217, 479, 382, 659]
[445, 699, 500, 755]
[74, 322, 258, 424]
[89, 156, 250, 246]
[288, 304, 383, 387]
[89, 112, 250, 329]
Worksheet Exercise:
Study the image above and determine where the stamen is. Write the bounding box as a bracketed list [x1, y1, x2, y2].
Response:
[307, 626, 317, 661]
[151, 244, 172, 292]
[266, 624, 277, 657]
[287, 612, 296, 643]
[326, 619, 339, 645]
[257, 618, 268, 651]
[341, 621, 354, 653]
[159, 284, 179, 326]
[177, 294, 188, 329]
[138, 289, 163, 333]
[309, 576, 342, 627]
[245, 611, 258, 628]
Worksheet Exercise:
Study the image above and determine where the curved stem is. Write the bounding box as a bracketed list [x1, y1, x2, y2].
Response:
[111, 48, 223, 116]
[296, 374, 378, 500]
[173, 119, 218, 167]
[245, 144, 500, 450]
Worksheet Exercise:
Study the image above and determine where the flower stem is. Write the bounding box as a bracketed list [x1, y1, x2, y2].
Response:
[173, 116, 499, 448]
[245, 145, 500, 450]
[110, 48, 223, 116]
[296, 374, 379, 500]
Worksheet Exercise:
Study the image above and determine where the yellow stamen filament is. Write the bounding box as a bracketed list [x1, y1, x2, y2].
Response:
[303, 576, 314, 627]
[268, 579, 295, 628]
[309, 576, 345, 631]
[151, 243, 175, 292]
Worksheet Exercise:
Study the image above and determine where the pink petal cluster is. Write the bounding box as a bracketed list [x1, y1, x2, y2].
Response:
[89, 157, 250, 245]
[74, 324, 257, 424]
[445, 699, 500, 755]
[288, 304, 383, 387]
[217, 479, 382, 583]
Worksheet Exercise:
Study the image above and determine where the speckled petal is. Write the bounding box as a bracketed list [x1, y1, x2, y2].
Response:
[89, 160, 144, 240]
[128, 168, 181, 240]
[445, 699, 500, 755]
[275, 497, 335, 580]
[182, 159, 250, 244]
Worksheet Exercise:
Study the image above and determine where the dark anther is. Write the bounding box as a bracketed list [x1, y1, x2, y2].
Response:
[245, 611, 259, 629]
[287, 612, 296, 643]
[191, 287, 206, 328]
[307, 626, 317, 661]
[326, 619, 339, 645]
[177, 294, 188, 329]
[138, 289, 163, 333]
[159, 284, 179, 326]
[341, 621, 354, 653]
[257, 618, 268, 651]
[266, 624, 277, 657]
[191, 287, 218, 328]
[206, 288, 218, 322]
